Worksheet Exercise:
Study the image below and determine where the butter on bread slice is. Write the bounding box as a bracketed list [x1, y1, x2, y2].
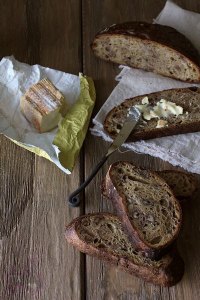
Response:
[20, 78, 67, 132]
[104, 87, 200, 141]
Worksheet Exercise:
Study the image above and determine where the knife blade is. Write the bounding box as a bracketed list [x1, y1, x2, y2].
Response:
[106, 106, 141, 156]
[68, 106, 141, 207]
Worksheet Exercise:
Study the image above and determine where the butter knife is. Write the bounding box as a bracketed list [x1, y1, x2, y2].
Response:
[68, 106, 141, 207]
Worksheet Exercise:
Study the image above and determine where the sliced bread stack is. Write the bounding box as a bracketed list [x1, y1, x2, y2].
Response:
[66, 212, 184, 287]
[66, 162, 197, 286]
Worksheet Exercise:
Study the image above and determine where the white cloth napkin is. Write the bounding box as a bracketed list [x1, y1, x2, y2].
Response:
[91, 0, 200, 174]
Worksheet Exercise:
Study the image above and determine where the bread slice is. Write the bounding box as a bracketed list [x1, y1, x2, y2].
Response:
[158, 170, 198, 199]
[103, 162, 182, 259]
[102, 169, 197, 201]
[91, 22, 200, 82]
[66, 213, 184, 286]
[104, 87, 200, 141]
[21, 78, 68, 132]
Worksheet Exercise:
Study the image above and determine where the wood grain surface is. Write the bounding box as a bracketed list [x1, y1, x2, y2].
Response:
[0, 1, 83, 300]
[0, 0, 200, 300]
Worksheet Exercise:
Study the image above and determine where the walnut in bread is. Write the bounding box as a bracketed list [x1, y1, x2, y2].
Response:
[92, 22, 200, 82]
[20, 78, 67, 132]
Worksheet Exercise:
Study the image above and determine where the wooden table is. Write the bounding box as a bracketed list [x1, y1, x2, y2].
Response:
[0, 1, 200, 299]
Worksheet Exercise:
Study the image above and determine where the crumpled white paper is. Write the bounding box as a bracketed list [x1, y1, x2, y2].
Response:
[91, 0, 200, 174]
[0, 56, 80, 174]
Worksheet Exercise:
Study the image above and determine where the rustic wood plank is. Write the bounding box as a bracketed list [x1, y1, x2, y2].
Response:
[0, 1, 83, 300]
[82, 0, 200, 299]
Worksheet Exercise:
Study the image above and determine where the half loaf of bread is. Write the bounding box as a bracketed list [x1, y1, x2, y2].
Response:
[92, 22, 200, 82]
[21, 78, 67, 132]
[66, 213, 184, 286]
[103, 162, 182, 259]
[104, 87, 200, 141]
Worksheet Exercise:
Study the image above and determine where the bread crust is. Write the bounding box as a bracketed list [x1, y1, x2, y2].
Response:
[104, 162, 182, 260]
[65, 213, 184, 287]
[104, 87, 200, 141]
[92, 22, 200, 83]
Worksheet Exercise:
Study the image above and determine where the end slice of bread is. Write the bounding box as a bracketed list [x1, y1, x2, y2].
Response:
[158, 170, 198, 199]
[103, 162, 182, 259]
[92, 22, 200, 82]
[66, 213, 184, 286]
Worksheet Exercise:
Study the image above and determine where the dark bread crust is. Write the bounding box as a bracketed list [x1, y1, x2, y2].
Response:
[65, 212, 184, 287]
[92, 22, 200, 83]
[95, 22, 200, 66]
[104, 87, 200, 141]
[104, 162, 182, 259]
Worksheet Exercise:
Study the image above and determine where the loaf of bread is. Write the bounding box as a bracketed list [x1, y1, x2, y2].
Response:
[103, 162, 182, 259]
[66, 213, 184, 286]
[158, 170, 197, 199]
[104, 87, 200, 141]
[92, 22, 200, 82]
[20, 78, 67, 132]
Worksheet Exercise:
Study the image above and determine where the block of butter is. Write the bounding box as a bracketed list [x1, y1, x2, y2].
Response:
[135, 97, 183, 122]
[20, 78, 68, 133]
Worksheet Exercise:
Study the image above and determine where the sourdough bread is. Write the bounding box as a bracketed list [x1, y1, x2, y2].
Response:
[103, 162, 182, 259]
[158, 170, 197, 199]
[66, 213, 184, 286]
[104, 87, 200, 141]
[92, 22, 200, 82]
[102, 169, 197, 201]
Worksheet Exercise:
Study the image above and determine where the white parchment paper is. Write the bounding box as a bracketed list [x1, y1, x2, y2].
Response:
[0, 56, 88, 174]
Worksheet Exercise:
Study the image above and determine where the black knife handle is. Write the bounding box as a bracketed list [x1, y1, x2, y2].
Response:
[68, 155, 108, 207]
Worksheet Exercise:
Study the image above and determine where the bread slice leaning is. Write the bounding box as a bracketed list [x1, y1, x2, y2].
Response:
[66, 213, 184, 287]
[102, 169, 197, 201]
[91, 22, 200, 82]
[158, 170, 197, 200]
[104, 87, 200, 142]
[103, 162, 182, 259]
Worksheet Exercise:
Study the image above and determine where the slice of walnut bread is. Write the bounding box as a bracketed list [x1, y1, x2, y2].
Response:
[91, 22, 200, 82]
[103, 162, 182, 259]
[158, 170, 197, 199]
[66, 213, 184, 286]
[102, 169, 197, 201]
[104, 87, 200, 142]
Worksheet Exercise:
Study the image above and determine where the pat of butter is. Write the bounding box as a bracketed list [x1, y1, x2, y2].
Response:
[135, 97, 183, 121]
[156, 120, 168, 128]
[141, 96, 149, 105]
